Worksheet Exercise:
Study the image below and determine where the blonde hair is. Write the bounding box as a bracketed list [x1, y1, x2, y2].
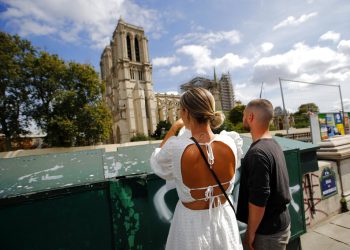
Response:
[180, 87, 224, 129]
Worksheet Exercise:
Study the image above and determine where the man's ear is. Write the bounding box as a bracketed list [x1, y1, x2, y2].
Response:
[249, 112, 254, 122]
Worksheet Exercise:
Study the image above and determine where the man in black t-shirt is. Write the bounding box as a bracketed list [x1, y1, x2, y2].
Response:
[237, 99, 291, 250]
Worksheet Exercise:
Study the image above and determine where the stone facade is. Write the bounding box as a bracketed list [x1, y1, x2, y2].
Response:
[101, 19, 235, 143]
[100, 19, 180, 143]
[155, 93, 180, 125]
[101, 19, 156, 143]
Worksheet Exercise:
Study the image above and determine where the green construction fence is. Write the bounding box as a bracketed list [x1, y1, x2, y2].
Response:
[0, 135, 318, 249]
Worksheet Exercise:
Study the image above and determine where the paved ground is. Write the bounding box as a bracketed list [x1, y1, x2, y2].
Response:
[301, 211, 350, 250]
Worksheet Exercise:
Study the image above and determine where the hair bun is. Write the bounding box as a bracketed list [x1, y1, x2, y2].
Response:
[210, 111, 225, 129]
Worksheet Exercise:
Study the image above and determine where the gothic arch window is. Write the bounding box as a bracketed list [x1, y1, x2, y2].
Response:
[138, 70, 143, 80]
[126, 34, 132, 60]
[135, 37, 141, 62]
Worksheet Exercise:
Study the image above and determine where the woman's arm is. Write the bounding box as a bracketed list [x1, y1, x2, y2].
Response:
[160, 119, 185, 147]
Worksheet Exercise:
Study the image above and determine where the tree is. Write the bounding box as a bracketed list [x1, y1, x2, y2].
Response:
[0, 32, 35, 151]
[0, 32, 112, 150]
[152, 120, 172, 139]
[296, 103, 319, 114]
[212, 119, 231, 133]
[76, 102, 112, 145]
[30, 51, 66, 132]
[293, 103, 319, 128]
[46, 62, 112, 146]
[228, 104, 246, 125]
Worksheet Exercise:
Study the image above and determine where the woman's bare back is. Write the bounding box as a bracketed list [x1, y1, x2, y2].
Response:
[181, 141, 236, 210]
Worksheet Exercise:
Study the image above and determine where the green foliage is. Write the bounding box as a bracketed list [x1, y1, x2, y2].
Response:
[297, 103, 319, 114]
[44, 63, 112, 147]
[213, 114, 249, 134]
[31, 51, 66, 131]
[269, 122, 277, 131]
[0, 31, 112, 150]
[47, 116, 78, 147]
[293, 103, 319, 129]
[152, 120, 172, 139]
[232, 122, 249, 133]
[293, 116, 310, 128]
[0, 32, 35, 151]
[130, 133, 151, 142]
[228, 104, 246, 125]
[76, 102, 112, 145]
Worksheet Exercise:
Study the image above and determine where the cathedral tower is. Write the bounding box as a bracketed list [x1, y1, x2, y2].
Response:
[100, 18, 157, 143]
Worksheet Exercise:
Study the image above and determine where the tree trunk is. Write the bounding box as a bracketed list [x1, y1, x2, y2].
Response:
[5, 136, 12, 152]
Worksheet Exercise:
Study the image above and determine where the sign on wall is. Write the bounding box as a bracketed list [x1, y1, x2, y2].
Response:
[320, 167, 337, 199]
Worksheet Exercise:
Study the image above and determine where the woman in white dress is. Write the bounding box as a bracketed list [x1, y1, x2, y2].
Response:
[150, 87, 243, 250]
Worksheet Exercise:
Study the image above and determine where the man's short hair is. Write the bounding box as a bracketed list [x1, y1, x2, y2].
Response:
[246, 99, 273, 125]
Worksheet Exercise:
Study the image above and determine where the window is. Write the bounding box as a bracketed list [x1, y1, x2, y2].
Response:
[138, 70, 143, 80]
[126, 35, 132, 60]
[135, 37, 140, 62]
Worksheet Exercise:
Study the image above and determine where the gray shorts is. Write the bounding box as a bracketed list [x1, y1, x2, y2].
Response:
[253, 224, 291, 250]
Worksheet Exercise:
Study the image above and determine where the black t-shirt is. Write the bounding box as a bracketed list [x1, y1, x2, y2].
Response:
[236, 138, 291, 235]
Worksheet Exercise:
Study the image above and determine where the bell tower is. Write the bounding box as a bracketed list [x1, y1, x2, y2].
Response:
[100, 18, 157, 143]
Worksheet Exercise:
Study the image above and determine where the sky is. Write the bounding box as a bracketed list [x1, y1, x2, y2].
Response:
[1, 0, 350, 113]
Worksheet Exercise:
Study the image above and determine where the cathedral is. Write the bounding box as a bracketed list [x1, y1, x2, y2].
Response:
[100, 18, 235, 143]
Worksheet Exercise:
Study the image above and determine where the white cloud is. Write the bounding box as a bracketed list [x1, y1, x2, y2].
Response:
[319, 31, 340, 43]
[169, 65, 188, 75]
[235, 83, 247, 89]
[177, 45, 249, 74]
[253, 42, 349, 86]
[177, 45, 212, 74]
[152, 56, 177, 67]
[337, 40, 350, 55]
[190, 21, 205, 32]
[0, 0, 163, 48]
[273, 12, 318, 30]
[261, 42, 274, 53]
[12, 18, 56, 36]
[214, 53, 249, 72]
[234, 84, 261, 103]
[166, 91, 179, 95]
[174, 30, 241, 47]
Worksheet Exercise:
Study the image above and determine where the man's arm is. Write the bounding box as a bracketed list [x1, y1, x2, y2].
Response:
[244, 150, 271, 249]
[246, 202, 266, 250]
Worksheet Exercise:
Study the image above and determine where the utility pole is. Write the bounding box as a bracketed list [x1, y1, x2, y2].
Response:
[338, 84, 346, 129]
[259, 82, 264, 98]
[279, 78, 289, 134]
[278, 78, 346, 137]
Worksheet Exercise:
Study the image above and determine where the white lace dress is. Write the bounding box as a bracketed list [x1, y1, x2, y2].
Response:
[150, 130, 243, 250]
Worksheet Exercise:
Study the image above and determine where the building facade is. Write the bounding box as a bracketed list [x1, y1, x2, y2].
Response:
[219, 73, 235, 111]
[100, 19, 157, 143]
[101, 19, 235, 143]
[155, 93, 180, 125]
[180, 72, 235, 112]
[100, 19, 180, 143]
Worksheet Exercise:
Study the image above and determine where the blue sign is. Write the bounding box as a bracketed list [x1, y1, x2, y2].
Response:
[320, 167, 337, 199]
